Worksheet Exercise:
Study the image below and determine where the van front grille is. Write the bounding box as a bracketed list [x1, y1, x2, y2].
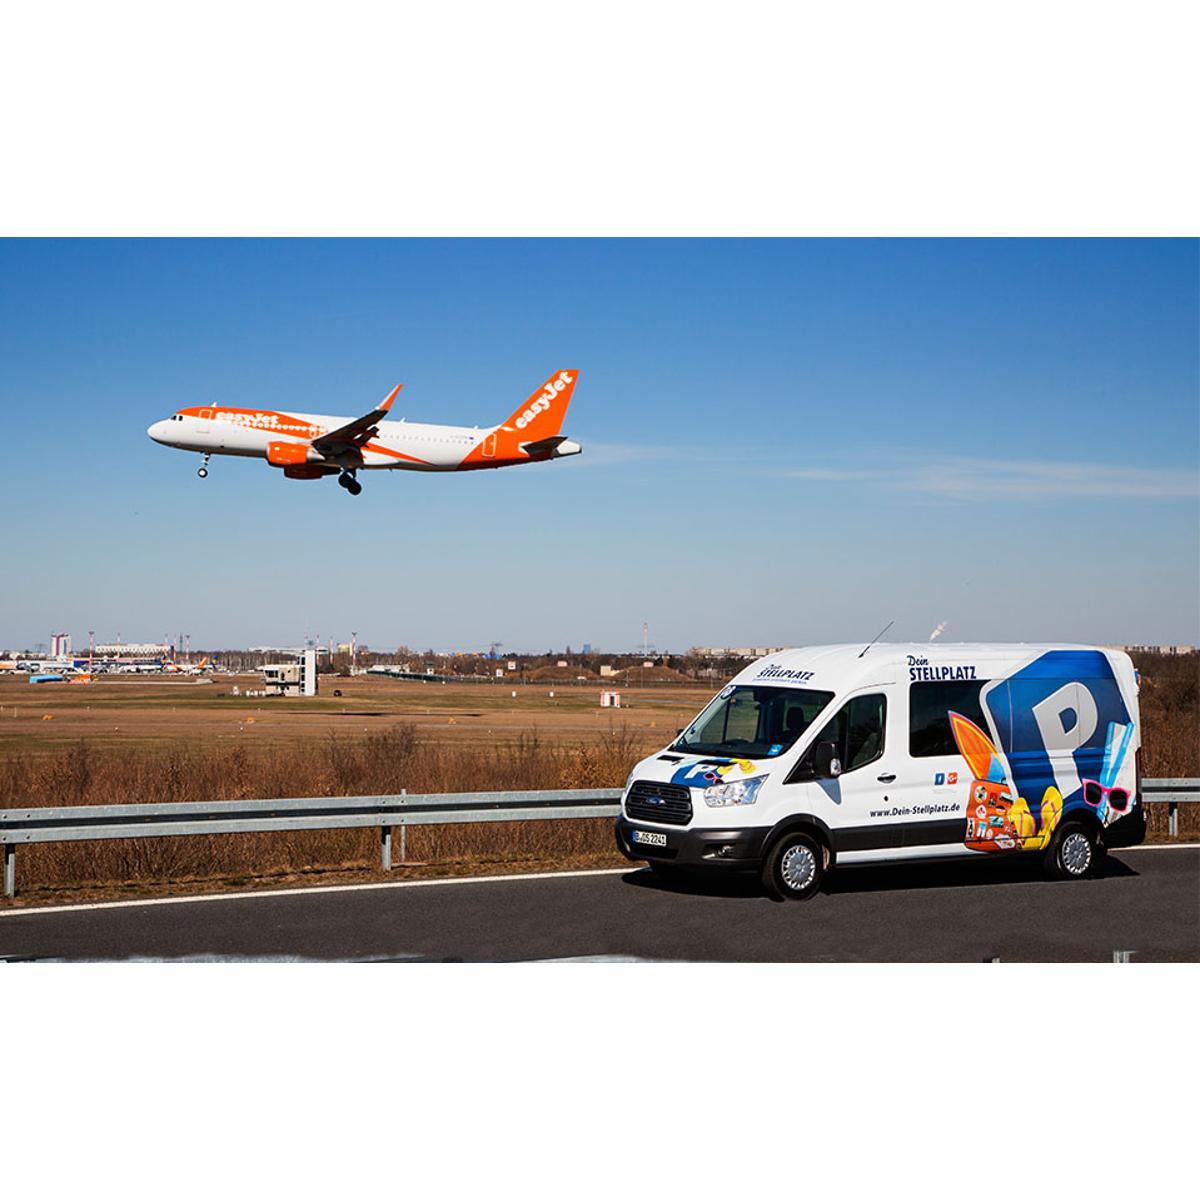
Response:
[626, 780, 693, 826]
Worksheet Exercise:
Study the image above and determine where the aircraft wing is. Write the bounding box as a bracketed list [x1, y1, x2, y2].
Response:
[311, 384, 402, 456]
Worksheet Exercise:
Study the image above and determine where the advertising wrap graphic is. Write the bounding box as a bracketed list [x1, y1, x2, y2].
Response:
[948, 711, 1062, 852]
[949, 651, 1138, 854]
[670, 759, 758, 788]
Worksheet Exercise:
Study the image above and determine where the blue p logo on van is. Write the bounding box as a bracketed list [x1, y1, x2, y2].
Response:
[984, 650, 1132, 813]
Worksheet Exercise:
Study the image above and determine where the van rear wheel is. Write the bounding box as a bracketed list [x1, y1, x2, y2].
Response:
[763, 832, 824, 901]
[1045, 823, 1100, 880]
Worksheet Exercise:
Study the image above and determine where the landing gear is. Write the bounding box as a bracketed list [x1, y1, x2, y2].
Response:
[197, 454, 210, 479]
[337, 471, 362, 496]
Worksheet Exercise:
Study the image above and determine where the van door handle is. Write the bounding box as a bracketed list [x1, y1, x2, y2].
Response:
[877, 773, 896, 783]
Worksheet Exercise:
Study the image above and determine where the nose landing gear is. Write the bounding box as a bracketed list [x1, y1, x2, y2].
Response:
[197, 454, 211, 479]
[337, 470, 362, 496]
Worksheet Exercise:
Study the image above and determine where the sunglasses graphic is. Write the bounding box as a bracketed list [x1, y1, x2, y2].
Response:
[1082, 779, 1132, 814]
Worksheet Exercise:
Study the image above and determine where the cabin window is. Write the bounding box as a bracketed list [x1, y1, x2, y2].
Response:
[788, 693, 886, 780]
[909, 680, 992, 757]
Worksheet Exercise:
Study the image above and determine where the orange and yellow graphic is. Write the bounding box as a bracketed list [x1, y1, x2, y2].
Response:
[948, 711, 1062, 853]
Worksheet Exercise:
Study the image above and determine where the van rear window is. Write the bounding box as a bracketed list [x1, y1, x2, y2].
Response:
[909, 680, 992, 757]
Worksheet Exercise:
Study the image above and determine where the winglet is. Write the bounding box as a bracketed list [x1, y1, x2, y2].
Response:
[379, 383, 402, 414]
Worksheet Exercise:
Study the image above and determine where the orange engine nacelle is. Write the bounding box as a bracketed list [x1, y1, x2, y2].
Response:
[267, 440, 314, 467]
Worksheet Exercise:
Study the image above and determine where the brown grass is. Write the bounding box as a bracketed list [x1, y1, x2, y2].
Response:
[0, 725, 641, 899]
[1128, 651, 1199, 778]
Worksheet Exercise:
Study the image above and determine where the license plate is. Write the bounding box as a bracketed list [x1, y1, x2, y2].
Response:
[633, 829, 668, 848]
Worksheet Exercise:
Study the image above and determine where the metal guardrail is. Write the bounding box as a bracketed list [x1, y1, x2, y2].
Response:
[1140, 778, 1197, 839]
[0, 780, 1195, 899]
[0, 789, 623, 897]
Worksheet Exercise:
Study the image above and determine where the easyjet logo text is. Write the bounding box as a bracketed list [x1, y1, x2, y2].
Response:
[515, 371, 573, 430]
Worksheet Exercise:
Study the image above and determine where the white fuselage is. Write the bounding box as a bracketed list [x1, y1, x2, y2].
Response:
[148, 410, 496, 470]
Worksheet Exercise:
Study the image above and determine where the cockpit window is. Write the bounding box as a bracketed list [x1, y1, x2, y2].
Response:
[674, 685, 834, 760]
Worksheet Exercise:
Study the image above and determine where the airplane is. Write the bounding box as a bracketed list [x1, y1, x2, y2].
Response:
[165, 656, 210, 675]
[147, 369, 582, 495]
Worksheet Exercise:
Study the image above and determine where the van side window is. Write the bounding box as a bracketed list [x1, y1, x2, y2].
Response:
[787, 693, 886, 782]
[909, 681, 991, 757]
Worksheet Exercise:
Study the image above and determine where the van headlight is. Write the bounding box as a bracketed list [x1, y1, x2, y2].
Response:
[703, 776, 767, 807]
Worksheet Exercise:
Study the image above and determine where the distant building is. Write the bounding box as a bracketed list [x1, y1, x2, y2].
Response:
[50, 632, 71, 658]
[599, 664, 617, 677]
[262, 649, 318, 696]
[582, 643, 592, 654]
[94, 642, 171, 658]
[1115, 644, 1196, 656]
[694, 647, 787, 658]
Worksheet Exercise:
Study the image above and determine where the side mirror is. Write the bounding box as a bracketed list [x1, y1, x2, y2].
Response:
[813, 740, 843, 779]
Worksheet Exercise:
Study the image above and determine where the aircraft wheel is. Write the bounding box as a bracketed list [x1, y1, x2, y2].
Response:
[197, 467, 208, 478]
[346, 479, 363, 496]
[337, 473, 351, 490]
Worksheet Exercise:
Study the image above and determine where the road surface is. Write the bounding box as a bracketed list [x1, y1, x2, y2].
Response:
[1, 846, 1196, 961]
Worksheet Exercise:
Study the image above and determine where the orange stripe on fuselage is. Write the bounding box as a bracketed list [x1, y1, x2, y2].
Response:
[179, 406, 326, 439]
[362, 439, 432, 465]
[455, 448, 545, 471]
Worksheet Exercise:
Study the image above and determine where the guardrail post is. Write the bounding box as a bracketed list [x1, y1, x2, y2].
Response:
[4, 844, 14, 899]
[1169, 800, 1178, 839]
[1113, 949, 1133, 963]
[399, 790, 407, 864]
[381, 826, 392, 872]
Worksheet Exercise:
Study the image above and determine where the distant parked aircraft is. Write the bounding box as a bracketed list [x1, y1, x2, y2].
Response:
[165, 657, 210, 675]
[148, 370, 582, 495]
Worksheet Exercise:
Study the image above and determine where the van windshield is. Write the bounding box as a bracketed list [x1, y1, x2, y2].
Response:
[674, 685, 834, 760]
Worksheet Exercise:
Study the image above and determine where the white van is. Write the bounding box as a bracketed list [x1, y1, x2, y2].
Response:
[615, 644, 1144, 899]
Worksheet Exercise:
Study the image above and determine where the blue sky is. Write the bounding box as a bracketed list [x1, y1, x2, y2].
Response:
[0, 238, 1196, 653]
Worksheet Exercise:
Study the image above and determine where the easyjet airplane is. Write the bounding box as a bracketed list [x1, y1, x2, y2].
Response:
[147, 369, 581, 494]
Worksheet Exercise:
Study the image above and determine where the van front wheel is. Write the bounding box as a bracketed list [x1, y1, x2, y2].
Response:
[763, 832, 824, 901]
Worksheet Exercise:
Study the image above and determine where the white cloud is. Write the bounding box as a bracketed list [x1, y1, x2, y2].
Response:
[781, 456, 1199, 500]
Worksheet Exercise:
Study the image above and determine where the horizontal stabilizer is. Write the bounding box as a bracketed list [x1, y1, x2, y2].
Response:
[520, 435, 570, 457]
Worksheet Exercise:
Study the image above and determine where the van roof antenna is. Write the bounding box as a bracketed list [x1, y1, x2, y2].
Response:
[858, 620, 894, 659]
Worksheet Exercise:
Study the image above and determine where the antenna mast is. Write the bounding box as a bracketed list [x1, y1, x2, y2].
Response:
[858, 619, 894, 659]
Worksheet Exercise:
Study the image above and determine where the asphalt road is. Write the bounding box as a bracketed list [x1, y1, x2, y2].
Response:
[1, 846, 1196, 961]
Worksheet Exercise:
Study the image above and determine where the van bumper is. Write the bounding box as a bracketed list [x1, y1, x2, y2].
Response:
[1103, 803, 1147, 849]
[615, 816, 770, 870]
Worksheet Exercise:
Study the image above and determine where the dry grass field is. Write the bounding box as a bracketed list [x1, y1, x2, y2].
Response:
[0, 653, 1194, 905]
[0, 672, 707, 757]
[0, 673, 710, 903]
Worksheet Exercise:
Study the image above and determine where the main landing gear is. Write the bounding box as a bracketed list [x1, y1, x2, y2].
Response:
[337, 470, 363, 496]
[197, 454, 210, 479]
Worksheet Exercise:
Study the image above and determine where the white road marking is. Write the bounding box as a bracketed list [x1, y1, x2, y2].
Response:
[0, 867, 633, 919]
[1113, 843, 1200, 853]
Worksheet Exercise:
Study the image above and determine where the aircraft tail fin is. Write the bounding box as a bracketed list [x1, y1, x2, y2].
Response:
[500, 370, 579, 440]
